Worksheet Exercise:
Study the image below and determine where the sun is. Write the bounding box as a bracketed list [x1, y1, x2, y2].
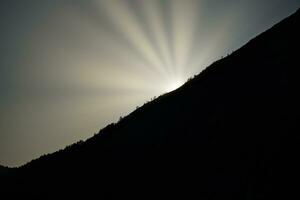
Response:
[165, 78, 184, 93]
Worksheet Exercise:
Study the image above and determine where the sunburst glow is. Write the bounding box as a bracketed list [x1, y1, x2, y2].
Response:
[2, 0, 298, 166]
[92, 0, 200, 94]
[165, 78, 185, 93]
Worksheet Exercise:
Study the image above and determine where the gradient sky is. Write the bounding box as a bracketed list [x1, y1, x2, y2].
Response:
[0, 0, 299, 167]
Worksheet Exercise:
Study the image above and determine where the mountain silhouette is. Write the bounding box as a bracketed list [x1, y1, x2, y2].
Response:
[2, 8, 300, 200]
[0, 165, 9, 175]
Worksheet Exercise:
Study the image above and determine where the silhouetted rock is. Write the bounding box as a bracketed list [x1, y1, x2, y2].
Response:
[2, 8, 300, 200]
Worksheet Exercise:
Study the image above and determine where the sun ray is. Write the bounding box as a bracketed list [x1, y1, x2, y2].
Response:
[170, 0, 199, 77]
[141, 0, 175, 78]
[94, 0, 169, 79]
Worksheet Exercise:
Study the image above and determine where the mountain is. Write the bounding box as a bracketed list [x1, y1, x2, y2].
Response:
[0, 165, 8, 174]
[2, 8, 300, 200]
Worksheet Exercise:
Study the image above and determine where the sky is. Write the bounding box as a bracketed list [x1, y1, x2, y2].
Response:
[0, 0, 299, 167]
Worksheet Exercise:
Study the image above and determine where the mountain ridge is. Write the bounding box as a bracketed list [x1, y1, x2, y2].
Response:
[6, 8, 299, 169]
[2, 8, 300, 200]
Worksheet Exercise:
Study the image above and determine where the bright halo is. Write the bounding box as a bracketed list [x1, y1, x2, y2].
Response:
[165, 78, 184, 93]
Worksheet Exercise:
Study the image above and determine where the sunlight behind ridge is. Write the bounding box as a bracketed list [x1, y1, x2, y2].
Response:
[92, 0, 201, 94]
[164, 78, 185, 93]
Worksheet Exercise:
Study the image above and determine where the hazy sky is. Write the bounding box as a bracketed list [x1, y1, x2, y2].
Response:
[0, 0, 299, 167]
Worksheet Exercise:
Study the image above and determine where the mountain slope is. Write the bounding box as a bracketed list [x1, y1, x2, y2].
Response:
[3, 8, 300, 200]
[0, 165, 9, 175]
